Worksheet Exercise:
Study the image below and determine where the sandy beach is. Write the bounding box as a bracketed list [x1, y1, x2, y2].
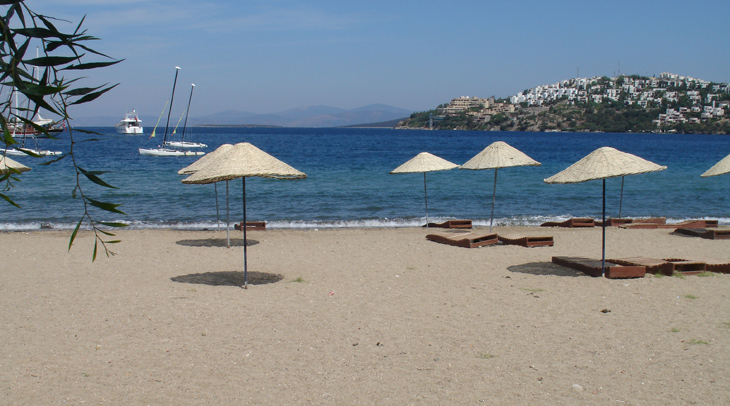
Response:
[1, 226, 729, 405]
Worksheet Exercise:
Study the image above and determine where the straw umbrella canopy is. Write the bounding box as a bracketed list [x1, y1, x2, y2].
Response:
[460, 141, 541, 231]
[179, 144, 234, 241]
[0, 155, 31, 174]
[178, 144, 233, 175]
[544, 146, 667, 276]
[701, 152, 730, 177]
[182, 142, 306, 287]
[390, 152, 458, 226]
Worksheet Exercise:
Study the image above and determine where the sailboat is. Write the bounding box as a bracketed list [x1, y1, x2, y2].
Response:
[139, 67, 205, 157]
[5, 89, 62, 157]
[163, 84, 207, 149]
[12, 47, 65, 139]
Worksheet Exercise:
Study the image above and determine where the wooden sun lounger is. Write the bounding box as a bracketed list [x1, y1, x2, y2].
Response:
[540, 218, 595, 228]
[608, 257, 730, 275]
[694, 257, 730, 273]
[426, 232, 498, 248]
[597, 217, 666, 227]
[424, 220, 472, 229]
[673, 228, 730, 240]
[498, 235, 554, 247]
[552, 256, 646, 278]
[233, 221, 266, 231]
[621, 219, 719, 229]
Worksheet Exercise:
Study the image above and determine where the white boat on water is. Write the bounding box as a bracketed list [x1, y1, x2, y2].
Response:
[139, 147, 204, 157]
[4, 147, 62, 156]
[116, 109, 144, 135]
[139, 68, 206, 157]
[163, 140, 207, 148]
[163, 84, 207, 149]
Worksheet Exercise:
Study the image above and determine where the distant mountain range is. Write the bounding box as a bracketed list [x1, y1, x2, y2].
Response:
[74, 104, 413, 128]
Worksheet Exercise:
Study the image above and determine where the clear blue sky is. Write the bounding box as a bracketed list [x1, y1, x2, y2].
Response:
[33, 0, 730, 118]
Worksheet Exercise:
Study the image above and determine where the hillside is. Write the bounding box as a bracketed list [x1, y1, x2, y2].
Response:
[397, 73, 730, 134]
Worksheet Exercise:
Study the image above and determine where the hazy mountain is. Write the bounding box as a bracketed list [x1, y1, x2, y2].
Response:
[73, 104, 412, 128]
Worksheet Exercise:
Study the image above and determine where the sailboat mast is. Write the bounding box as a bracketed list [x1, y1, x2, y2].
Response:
[181, 84, 195, 141]
[162, 66, 181, 144]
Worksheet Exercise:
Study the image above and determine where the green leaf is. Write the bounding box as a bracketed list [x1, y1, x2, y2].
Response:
[78, 167, 117, 189]
[69, 217, 83, 251]
[0, 193, 21, 208]
[87, 197, 125, 214]
[12, 27, 64, 40]
[68, 83, 118, 105]
[62, 60, 122, 71]
[64, 85, 105, 96]
[40, 153, 67, 165]
[92, 240, 98, 262]
[25, 55, 80, 67]
[99, 222, 129, 228]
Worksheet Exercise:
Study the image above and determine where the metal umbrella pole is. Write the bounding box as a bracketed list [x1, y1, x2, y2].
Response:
[242, 177, 248, 288]
[226, 180, 230, 247]
[423, 172, 429, 227]
[214, 183, 220, 231]
[489, 168, 498, 232]
[618, 176, 625, 219]
[601, 179, 606, 277]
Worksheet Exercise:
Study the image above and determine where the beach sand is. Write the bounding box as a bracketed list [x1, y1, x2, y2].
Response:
[1, 226, 729, 405]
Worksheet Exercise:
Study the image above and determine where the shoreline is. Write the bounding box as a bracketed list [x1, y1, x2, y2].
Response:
[2, 227, 729, 404]
[1, 213, 729, 233]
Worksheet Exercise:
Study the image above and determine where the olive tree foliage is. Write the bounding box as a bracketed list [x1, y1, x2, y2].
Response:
[1, 1, 124, 260]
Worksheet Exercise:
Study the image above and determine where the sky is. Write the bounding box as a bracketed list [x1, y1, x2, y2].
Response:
[26, 0, 730, 118]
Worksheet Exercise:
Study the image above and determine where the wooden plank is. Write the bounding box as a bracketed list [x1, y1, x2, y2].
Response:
[233, 221, 266, 231]
[541, 218, 595, 228]
[498, 235, 554, 247]
[426, 232, 498, 248]
[552, 256, 646, 278]
[425, 220, 472, 229]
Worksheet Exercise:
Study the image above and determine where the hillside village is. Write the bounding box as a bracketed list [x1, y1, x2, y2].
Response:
[397, 73, 730, 134]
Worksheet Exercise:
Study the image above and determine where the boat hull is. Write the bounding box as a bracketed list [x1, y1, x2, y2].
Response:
[116, 124, 144, 135]
[138, 148, 205, 157]
[164, 141, 207, 148]
[116, 109, 144, 135]
[4, 147, 62, 156]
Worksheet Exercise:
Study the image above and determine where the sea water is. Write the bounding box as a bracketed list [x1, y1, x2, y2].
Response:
[2, 127, 729, 230]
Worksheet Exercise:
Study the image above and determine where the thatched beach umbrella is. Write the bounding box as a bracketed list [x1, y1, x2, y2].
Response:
[701, 152, 730, 177]
[179, 144, 233, 241]
[390, 152, 458, 226]
[460, 141, 541, 231]
[0, 155, 31, 174]
[544, 146, 666, 276]
[182, 142, 306, 287]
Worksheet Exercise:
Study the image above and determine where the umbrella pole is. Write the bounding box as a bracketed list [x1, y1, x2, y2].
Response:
[423, 172, 429, 227]
[618, 176, 625, 219]
[214, 183, 220, 231]
[226, 180, 230, 248]
[490, 168, 498, 232]
[242, 177, 248, 288]
[602, 179, 606, 277]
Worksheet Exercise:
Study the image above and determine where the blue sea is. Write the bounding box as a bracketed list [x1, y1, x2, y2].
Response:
[3, 127, 730, 231]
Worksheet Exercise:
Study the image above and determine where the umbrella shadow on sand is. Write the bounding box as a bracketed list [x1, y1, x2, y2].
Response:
[175, 238, 259, 248]
[171, 270, 284, 287]
[507, 262, 587, 277]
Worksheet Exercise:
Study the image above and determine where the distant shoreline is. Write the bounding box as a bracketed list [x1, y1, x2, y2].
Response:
[193, 124, 283, 128]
